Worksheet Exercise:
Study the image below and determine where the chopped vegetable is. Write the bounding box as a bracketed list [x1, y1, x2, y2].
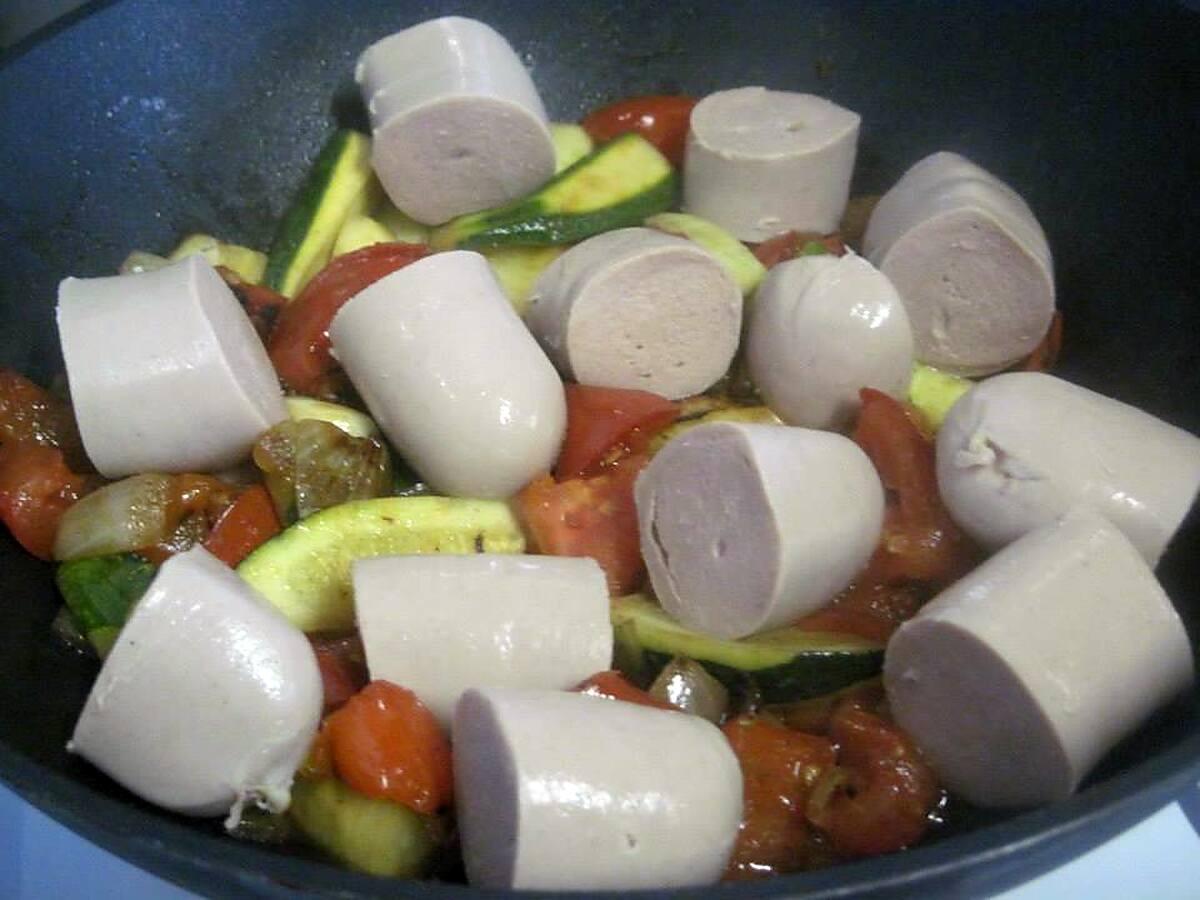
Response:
[169, 233, 267, 283]
[252, 419, 392, 522]
[644, 211, 767, 295]
[0, 368, 88, 469]
[203, 485, 282, 567]
[517, 455, 646, 595]
[549, 122, 594, 172]
[721, 716, 837, 879]
[322, 680, 453, 814]
[331, 214, 394, 258]
[648, 657, 730, 722]
[581, 95, 697, 166]
[0, 441, 90, 560]
[309, 632, 369, 714]
[751, 231, 846, 269]
[430, 133, 677, 250]
[55, 553, 156, 657]
[289, 776, 440, 877]
[806, 704, 941, 857]
[284, 396, 378, 439]
[555, 384, 678, 479]
[480, 244, 566, 315]
[907, 363, 973, 431]
[574, 670, 674, 709]
[267, 241, 428, 396]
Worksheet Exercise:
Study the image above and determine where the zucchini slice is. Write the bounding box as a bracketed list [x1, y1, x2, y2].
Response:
[481, 244, 566, 315]
[290, 778, 439, 878]
[237, 496, 524, 632]
[56, 554, 156, 658]
[644, 212, 767, 295]
[612, 593, 884, 703]
[549, 122, 594, 173]
[908, 363, 972, 431]
[430, 133, 677, 250]
[169, 233, 267, 284]
[263, 129, 379, 298]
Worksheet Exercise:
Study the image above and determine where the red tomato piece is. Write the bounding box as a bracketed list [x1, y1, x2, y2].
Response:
[0, 368, 88, 469]
[794, 581, 924, 643]
[0, 440, 90, 559]
[309, 633, 370, 715]
[574, 670, 674, 709]
[216, 266, 288, 342]
[721, 716, 838, 879]
[750, 231, 847, 269]
[202, 484, 282, 567]
[322, 680, 453, 814]
[852, 388, 978, 588]
[517, 454, 647, 595]
[556, 384, 678, 479]
[268, 242, 428, 396]
[1021, 309, 1064, 372]
[806, 704, 941, 858]
[581, 95, 697, 166]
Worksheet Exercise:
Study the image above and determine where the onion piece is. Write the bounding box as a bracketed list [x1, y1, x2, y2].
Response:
[118, 250, 170, 275]
[53, 474, 174, 560]
[648, 657, 730, 723]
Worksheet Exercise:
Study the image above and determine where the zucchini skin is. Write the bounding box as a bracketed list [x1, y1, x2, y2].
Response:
[237, 496, 524, 632]
[432, 133, 678, 250]
[56, 553, 156, 657]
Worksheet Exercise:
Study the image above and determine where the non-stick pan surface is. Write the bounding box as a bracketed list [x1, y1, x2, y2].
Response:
[1, 1, 1198, 897]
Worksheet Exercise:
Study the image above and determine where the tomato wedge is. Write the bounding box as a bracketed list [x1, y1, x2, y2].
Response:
[322, 680, 453, 814]
[0, 440, 90, 559]
[309, 633, 369, 715]
[852, 388, 978, 587]
[517, 454, 647, 595]
[0, 368, 88, 469]
[721, 716, 837, 879]
[268, 242, 428, 395]
[202, 484, 282, 567]
[581, 95, 697, 166]
[556, 384, 678, 479]
[574, 670, 673, 709]
[750, 231, 846, 269]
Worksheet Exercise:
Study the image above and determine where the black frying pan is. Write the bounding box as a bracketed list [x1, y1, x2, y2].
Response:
[2, 1, 1198, 896]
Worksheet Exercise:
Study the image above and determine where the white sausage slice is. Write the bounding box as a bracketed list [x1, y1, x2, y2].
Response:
[56, 255, 287, 479]
[525, 227, 742, 400]
[937, 371, 1200, 564]
[69, 546, 323, 825]
[747, 250, 914, 430]
[682, 87, 860, 241]
[353, 554, 612, 725]
[452, 687, 742, 890]
[884, 509, 1193, 808]
[636, 422, 884, 639]
[357, 17, 555, 225]
[329, 250, 566, 499]
[863, 151, 1055, 375]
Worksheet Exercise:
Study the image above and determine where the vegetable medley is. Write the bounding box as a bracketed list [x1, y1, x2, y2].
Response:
[3, 13, 1198, 893]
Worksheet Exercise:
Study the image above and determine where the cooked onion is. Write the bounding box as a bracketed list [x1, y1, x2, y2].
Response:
[648, 657, 730, 723]
[53, 474, 174, 560]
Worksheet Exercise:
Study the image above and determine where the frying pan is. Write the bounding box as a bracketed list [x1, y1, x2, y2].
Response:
[1, 0, 1198, 896]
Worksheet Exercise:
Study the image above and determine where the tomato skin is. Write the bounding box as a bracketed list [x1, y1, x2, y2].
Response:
[806, 704, 941, 858]
[721, 716, 838, 879]
[322, 680, 453, 814]
[574, 670, 674, 709]
[0, 440, 90, 559]
[309, 633, 370, 715]
[581, 95, 697, 166]
[852, 388, 979, 588]
[0, 368, 88, 469]
[517, 454, 647, 595]
[216, 266, 288, 341]
[556, 385, 678, 479]
[268, 243, 428, 396]
[202, 484, 282, 567]
[750, 232, 846, 269]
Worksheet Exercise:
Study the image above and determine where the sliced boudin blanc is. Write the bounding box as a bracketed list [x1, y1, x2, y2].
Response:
[329, 250, 566, 499]
[937, 372, 1200, 564]
[863, 151, 1055, 375]
[747, 250, 914, 430]
[69, 546, 323, 824]
[56, 255, 287, 479]
[357, 17, 556, 225]
[682, 87, 860, 241]
[884, 509, 1193, 808]
[354, 554, 612, 725]
[453, 687, 742, 889]
[525, 227, 741, 400]
[636, 423, 884, 639]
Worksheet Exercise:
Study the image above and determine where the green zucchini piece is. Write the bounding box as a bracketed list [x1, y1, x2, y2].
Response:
[481, 245, 566, 315]
[56, 554, 156, 658]
[376, 201, 432, 244]
[430, 133, 677, 250]
[331, 214, 394, 258]
[611, 593, 884, 703]
[237, 496, 524, 632]
[169, 233, 267, 284]
[285, 396, 379, 439]
[549, 122, 594, 172]
[644, 212, 767, 295]
[263, 130, 379, 298]
[908, 363, 972, 431]
[290, 778, 438, 878]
